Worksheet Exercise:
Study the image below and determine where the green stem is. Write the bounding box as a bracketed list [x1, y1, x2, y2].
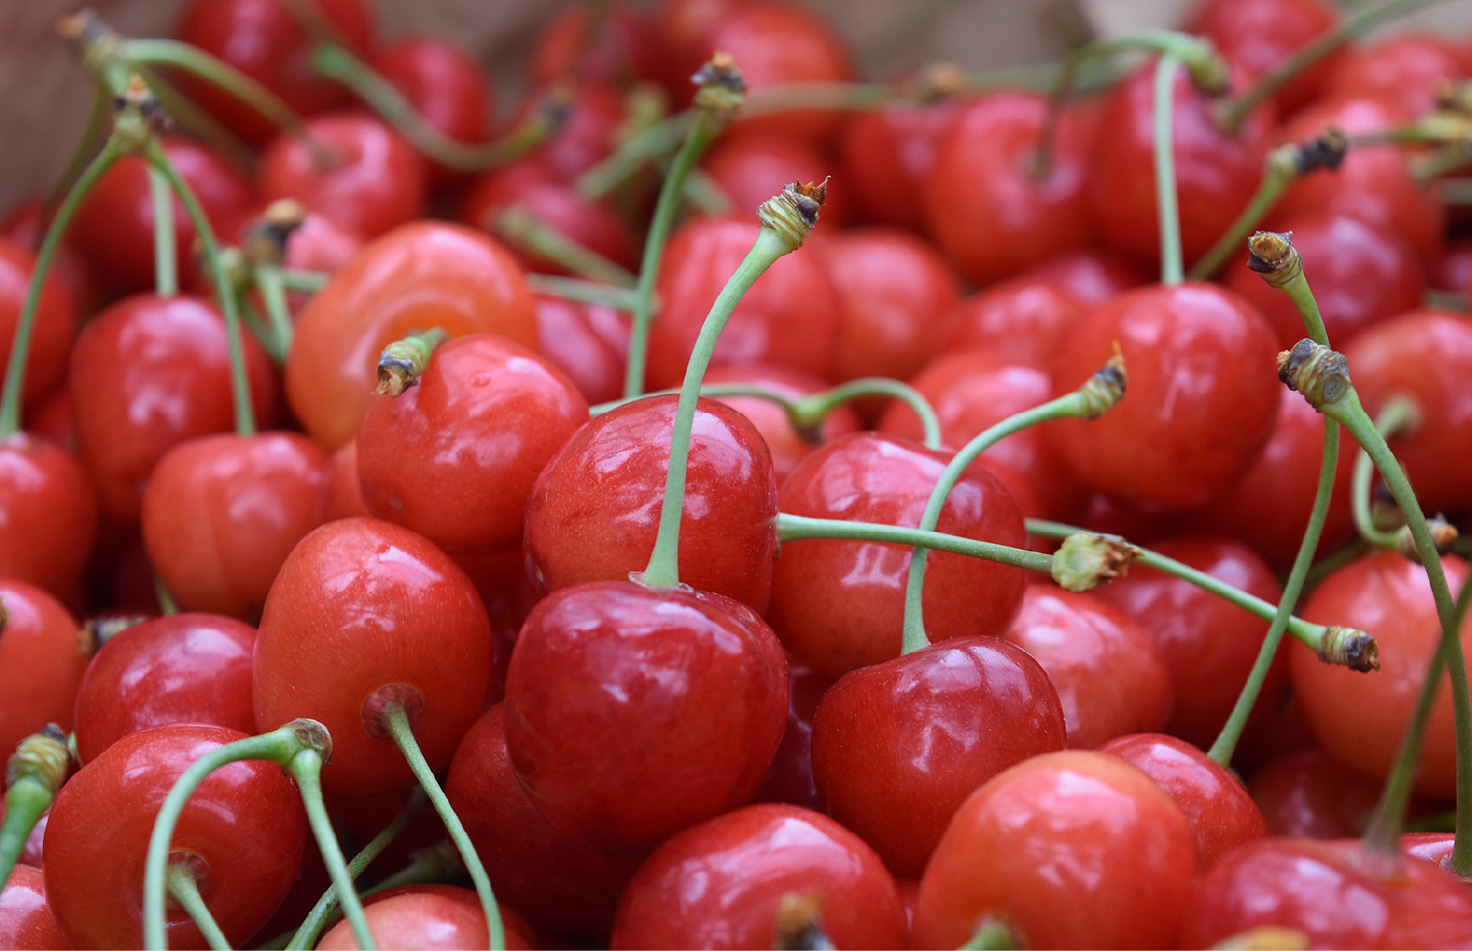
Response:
[777, 513, 1054, 575]
[154, 575, 180, 616]
[381, 704, 503, 951]
[1154, 53, 1184, 286]
[253, 263, 295, 361]
[0, 142, 122, 436]
[291, 752, 376, 951]
[149, 165, 178, 296]
[166, 863, 231, 951]
[576, 112, 694, 200]
[359, 840, 464, 899]
[145, 140, 255, 435]
[124, 38, 308, 138]
[132, 63, 255, 173]
[523, 273, 642, 311]
[279, 268, 329, 293]
[1189, 144, 1316, 280]
[0, 727, 68, 891]
[43, 79, 109, 211]
[495, 205, 637, 288]
[1351, 398, 1420, 551]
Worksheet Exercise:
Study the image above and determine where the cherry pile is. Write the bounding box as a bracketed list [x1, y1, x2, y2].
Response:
[4, 0, 1472, 948]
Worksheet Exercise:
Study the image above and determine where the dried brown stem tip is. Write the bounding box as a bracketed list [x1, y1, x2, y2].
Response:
[911, 61, 969, 102]
[1051, 531, 1139, 592]
[772, 893, 833, 951]
[243, 199, 308, 266]
[1316, 626, 1380, 673]
[6, 724, 72, 792]
[1277, 339, 1351, 407]
[1079, 344, 1127, 418]
[1395, 517, 1459, 564]
[287, 717, 334, 761]
[375, 328, 448, 396]
[757, 179, 829, 251]
[693, 52, 746, 126]
[1294, 129, 1348, 175]
[1247, 231, 1302, 289]
[79, 614, 149, 654]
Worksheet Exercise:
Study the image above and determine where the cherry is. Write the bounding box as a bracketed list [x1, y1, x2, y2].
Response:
[72, 612, 256, 765]
[1323, 31, 1469, 121]
[504, 580, 788, 855]
[1100, 732, 1267, 868]
[810, 636, 1066, 878]
[912, 749, 1199, 950]
[516, 81, 627, 183]
[647, 216, 842, 389]
[1002, 585, 1171, 749]
[1026, 249, 1149, 309]
[1091, 535, 1287, 749]
[67, 294, 278, 523]
[1046, 282, 1280, 512]
[285, 221, 537, 450]
[1434, 237, 1472, 295]
[836, 98, 961, 233]
[1186, 0, 1345, 114]
[445, 703, 642, 940]
[374, 35, 493, 187]
[768, 432, 1027, 680]
[0, 434, 98, 599]
[0, 238, 74, 415]
[531, 293, 629, 406]
[1340, 311, 1472, 516]
[41, 723, 305, 949]
[1246, 749, 1383, 839]
[0, 198, 99, 320]
[611, 803, 907, 949]
[703, 134, 849, 229]
[141, 432, 329, 619]
[1292, 551, 1472, 799]
[315, 885, 537, 950]
[0, 580, 84, 758]
[0, 866, 67, 951]
[525, 395, 779, 612]
[651, 0, 742, 105]
[259, 113, 427, 240]
[750, 658, 830, 812]
[925, 93, 1094, 284]
[253, 517, 493, 795]
[824, 227, 959, 384]
[172, 0, 376, 144]
[318, 440, 372, 523]
[938, 275, 1086, 370]
[530, 2, 663, 90]
[700, 363, 861, 486]
[70, 137, 255, 297]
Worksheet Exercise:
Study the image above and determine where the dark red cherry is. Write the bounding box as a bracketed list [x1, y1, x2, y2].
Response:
[517, 82, 627, 183]
[530, 2, 663, 90]
[1186, 0, 1345, 113]
[938, 276, 1086, 369]
[837, 99, 960, 233]
[750, 658, 830, 812]
[651, 0, 742, 104]
[0, 580, 85, 757]
[1323, 32, 1469, 121]
[531, 293, 629, 406]
[0, 197, 100, 319]
[374, 35, 493, 187]
[1246, 749, 1382, 840]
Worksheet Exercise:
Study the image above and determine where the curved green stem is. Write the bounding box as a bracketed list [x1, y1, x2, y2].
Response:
[132, 63, 254, 173]
[0, 727, 69, 891]
[291, 752, 376, 951]
[0, 142, 122, 436]
[123, 38, 309, 138]
[166, 863, 231, 951]
[381, 704, 503, 951]
[495, 205, 637, 288]
[279, 268, 329, 293]
[1189, 145, 1313, 280]
[253, 263, 295, 362]
[524, 273, 642, 311]
[776, 513, 1054, 575]
[577, 112, 694, 200]
[1351, 399, 1420, 551]
[1153, 53, 1184, 286]
[149, 165, 178, 296]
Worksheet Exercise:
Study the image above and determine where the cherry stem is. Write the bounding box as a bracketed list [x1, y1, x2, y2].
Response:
[144, 138, 256, 436]
[495, 205, 637, 288]
[279, 268, 329, 293]
[1153, 52, 1185, 286]
[1215, 0, 1452, 133]
[166, 861, 230, 951]
[523, 273, 639, 310]
[359, 839, 464, 899]
[253, 263, 295, 362]
[148, 165, 178, 296]
[625, 55, 745, 401]
[577, 112, 694, 201]
[1351, 398, 1420, 552]
[154, 575, 181, 616]
[641, 182, 825, 589]
[122, 38, 310, 140]
[0, 140, 121, 436]
[776, 513, 1054, 574]
[310, 43, 556, 171]
[143, 721, 375, 951]
[42, 78, 109, 213]
[282, 789, 427, 951]
[379, 702, 505, 951]
[131, 61, 255, 173]
[901, 362, 1126, 655]
[0, 725, 69, 890]
[961, 917, 1019, 951]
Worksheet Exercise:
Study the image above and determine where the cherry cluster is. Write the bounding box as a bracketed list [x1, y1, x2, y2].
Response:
[3, 0, 1472, 948]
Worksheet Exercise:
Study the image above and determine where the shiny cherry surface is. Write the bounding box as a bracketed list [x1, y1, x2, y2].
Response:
[0, 866, 67, 951]
[0, 434, 98, 599]
[0, 579, 85, 757]
[0, 237, 74, 412]
[316, 886, 536, 950]
[837, 100, 960, 233]
[531, 293, 629, 406]
[1246, 749, 1382, 840]
[939, 276, 1086, 369]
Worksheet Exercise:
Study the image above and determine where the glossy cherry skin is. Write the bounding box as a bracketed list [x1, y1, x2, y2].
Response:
[611, 803, 907, 950]
[925, 93, 1094, 285]
[0, 237, 75, 412]
[1186, 0, 1344, 113]
[648, 217, 843, 389]
[1292, 552, 1471, 799]
[0, 580, 84, 757]
[1027, 249, 1149, 308]
[768, 432, 1027, 681]
[357, 334, 588, 552]
[751, 658, 830, 811]
[253, 517, 493, 795]
[701, 363, 860, 487]
[1, 197, 99, 320]
[173, 0, 375, 143]
[1091, 535, 1286, 748]
[824, 227, 959, 383]
[703, 134, 848, 229]
[67, 294, 278, 523]
[1003, 586, 1171, 749]
[938, 276, 1086, 370]
[1046, 282, 1280, 512]
[525, 395, 779, 612]
[374, 35, 492, 187]
[316, 885, 536, 950]
[1179, 837, 1472, 948]
[810, 636, 1067, 878]
[1246, 749, 1383, 840]
[142, 432, 329, 619]
[1090, 61, 1274, 268]
[1101, 733, 1267, 868]
[71, 612, 254, 765]
[318, 440, 372, 523]
[0, 866, 67, 951]
[531, 293, 629, 406]
[1341, 311, 1472, 516]
[70, 137, 255, 297]
[0, 434, 98, 599]
[42, 723, 305, 950]
[504, 580, 788, 855]
[1324, 32, 1469, 121]
[446, 702, 642, 940]
[912, 750, 1199, 950]
[837, 100, 961, 233]
[260, 113, 426, 240]
[286, 221, 537, 450]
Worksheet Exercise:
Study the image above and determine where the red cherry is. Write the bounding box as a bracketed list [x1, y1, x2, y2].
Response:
[912, 750, 1200, 950]
[768, 432, 1027, 680]
[610, 803, 907, 949]
[1246, 749, 1382, 839]
[1046, 282, 1280, 512]
[926, 93, 1094, 284]
[67, 294, 278, 523]
[0, 237, 75, 414]
[837, 99, 960, 233]
[357, 334, 588, 552]
[516, 82, 627, 183]
[703, 133, 848, 229]
[701, 363, 861, 486]
[319, 440, 373, 523]
[504, 580, 789, 855]
[253, 517, 493, 795]
[172, 0, 375, 143]
[141, 432, 329, 619]
[938, 276, 1086, 369]
[1025, 249, 1149, 309]
[810, 636, 1066, 878]
[530, 2, 664, 90]
[1323, 32, 1469, 121]
[531, 293, 629, 406]
[0, 434, 98, 599]
[285, 221, 537, 450]
[1186, 0, 1345, 113]
[0, 198, 100, 319]
[72, 612, 255, 765]
[525, 395, 779, 612]
[750, 658, 830, 812]
[41, 723, 305, 949]
[315, 885, 537, 950]
[0, 580, 84, 756]
[1003, 586, 1172, 749]
[0, 866, 67, 951]
[374, 35, 492, 187]
[651, 0, 742, 105]
[1100, 732, 1267, 868]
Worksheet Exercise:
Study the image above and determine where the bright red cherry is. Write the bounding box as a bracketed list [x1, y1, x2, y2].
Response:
[701, 363, 860, 486]
[374, 35, 493, 187]
[0, 237, 74, 414]
[1186, 0, 1345, 113]
[315, 885, 537, 950]
[837, 99, 961, 233]
[938, 276, 1086, 369]
[0, 866, 67, 951]
[0, 434, 98, 599]
[0, 580, 85, 757]
[531, 293, 629, 406]
[1323, 32, 1469, 121]
[703, 134, 848, 229]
